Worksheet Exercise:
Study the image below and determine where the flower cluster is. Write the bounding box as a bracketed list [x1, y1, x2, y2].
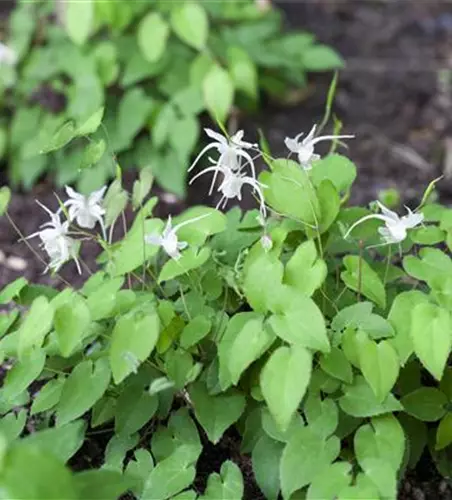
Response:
[26, 124, 425, 273]
[27, 186, 107, 274]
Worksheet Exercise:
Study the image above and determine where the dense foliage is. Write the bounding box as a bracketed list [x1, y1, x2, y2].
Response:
[0, 107, 451, 499]
[0, 0, 342, 195]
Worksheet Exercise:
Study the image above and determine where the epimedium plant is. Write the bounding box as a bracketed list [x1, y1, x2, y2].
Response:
[0, 0, 343, 197]
[0, 118, 451, 499]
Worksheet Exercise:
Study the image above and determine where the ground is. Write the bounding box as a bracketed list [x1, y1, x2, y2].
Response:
[2, 0, 452, 498]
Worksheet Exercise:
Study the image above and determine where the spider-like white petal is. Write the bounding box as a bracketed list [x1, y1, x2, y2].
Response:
[63, 185, 107, 238]
[188, 129, 257, 189]
[145, 213, 211, 260]
[190, 164, 267, 217]
[344, 202, 423, 246]
[285, 124, 354, 170]
[26, 201, 81, 274]
[0, 42, 17, 66]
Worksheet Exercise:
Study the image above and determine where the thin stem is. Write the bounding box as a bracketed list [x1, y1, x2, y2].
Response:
[383, 244, 392, 285]
[179, 285, 192, 321]
[79, 256, 94, 276]
[121, 211, 132, 289]
[357, 240, 363, 302]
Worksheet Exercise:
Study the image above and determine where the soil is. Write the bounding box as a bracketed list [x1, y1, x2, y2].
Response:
[2, 0, 452, 498]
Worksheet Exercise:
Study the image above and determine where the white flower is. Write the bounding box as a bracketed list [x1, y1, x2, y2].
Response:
[260, 234, 273, 251]
[344, 201, 424, 245]
[0, 42, 17, 66]
[285, 124, 354, 170]
[27, 201, 81, 274]
[188, 128, 257, 195]
[63, 186, 107, 238]
[145, 213, 211, 261]
[190, 163, 267, 216]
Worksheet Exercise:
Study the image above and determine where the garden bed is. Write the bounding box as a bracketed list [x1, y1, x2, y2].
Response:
[2, 1, 452, 498]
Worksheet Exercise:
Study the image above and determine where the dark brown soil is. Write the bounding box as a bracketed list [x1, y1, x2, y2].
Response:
[3, 1, 452, 498]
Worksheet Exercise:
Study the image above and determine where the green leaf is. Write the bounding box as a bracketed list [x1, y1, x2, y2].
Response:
[151, 408, 201, 463]
[280, 426, 338, 499]
[354, 414, 405, 472]
[307, 462, 352, 500]
[103, 433, 139, 473]
[158, 248, 211, 283]
[102, 180, 129, 228]
[218, 312, 260, 390]
[227, 46, 258, 99]
[126, 449, 154, 498]
[252, 435, 284, 500]
[22, 420, 85, 462]
[268, 288, 330, 353]
[142, 445, 197, 500]
[116, 88, 153, 148]
[189, 382, 245, 444]
[86, 277, 124, 320]
[169, 114, 200, 159]
[243, 244, 284, 313]
[54, 296, 91, 357]
[260, 345, 312, 432]
[107, 218, 161, 277]
[180, 315, 212, 349]
[411, 226, 445, 245]
[0, 277, 27, 304]
[398, 414, 427, 469]
[74, 470, 135, 500]
[411, 303, 452, 381]
[0, 443, 77, 499]
[259, 159, 320, 226]
[302, 44, 344, 71]
[225, 315, 274, 386]
[201, 461, 244, 500]
[401, 387, 447, 422]
[387, 291, 429, 365]
[64, 0, 93, 45]
[173, 207, 227, 246]
[283, 240, 327, 296]
[40, 121, 76, 154]
[18, 296, 54, 358]
[79, 139, 106, 170]
[360, 458, 397, 499]
[320, 347, 353, 384]
[311, 154, 357, 193]
[110, 307, 160, 384]
[341, 256, 386, 309]
[317, 179, 341, 233]
[436, 413, 452, 451]
[2, 348, 46, 401]
[339, 375, 403, 418]
[138, 12, 170, 63]
[203, 65, 234, 124]
[0, 186, 11, 216]
[115, 385, 158, 436]
[132, 167, 154, 210]
[337, 473, 380, 500]
[403, 247, 452, 282]
[76, 107, 105, 136]
[304, 395, 339, 439]
[357, 332, 400, 402]
[170, 2, 209, 50]
[0, 410, 27, 444]
[31, 376, 65, 415]
[57, 358, 111, 426]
